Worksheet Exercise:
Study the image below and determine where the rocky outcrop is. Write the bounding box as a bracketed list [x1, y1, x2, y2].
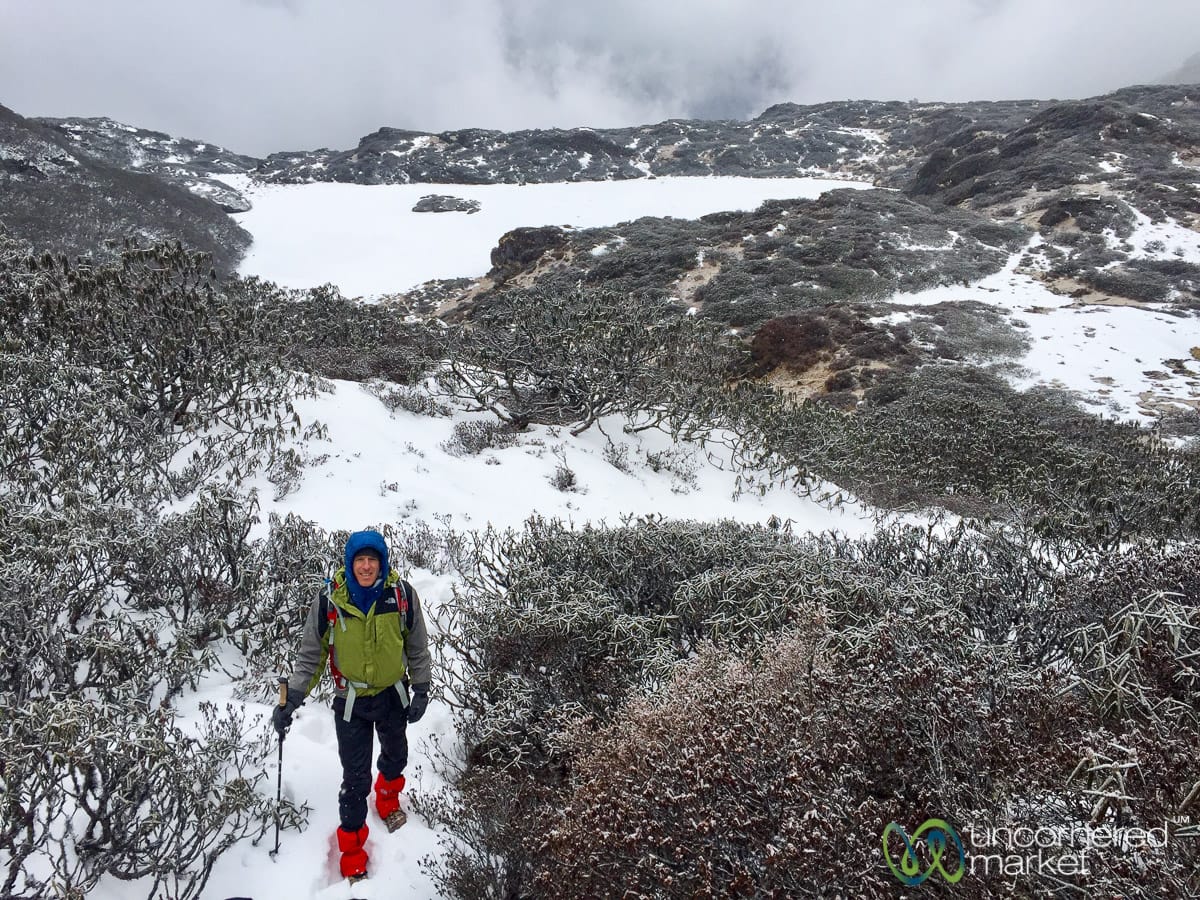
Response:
[412, 194, 481, 214]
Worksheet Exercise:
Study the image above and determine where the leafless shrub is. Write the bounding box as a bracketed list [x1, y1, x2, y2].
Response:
[433, 282, 737, 436]
[386, 516, 470, 575]
[642, 446, 698, 489]
[602, 440, 632, 473]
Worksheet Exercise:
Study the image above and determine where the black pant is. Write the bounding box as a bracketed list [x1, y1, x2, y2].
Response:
[332, 689, 409, 831]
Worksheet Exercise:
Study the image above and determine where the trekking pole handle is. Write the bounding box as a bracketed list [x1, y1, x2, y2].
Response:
[277, 677, 288, 707]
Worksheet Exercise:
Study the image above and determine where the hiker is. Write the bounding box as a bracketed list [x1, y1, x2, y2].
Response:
[273, 529, 432, 881]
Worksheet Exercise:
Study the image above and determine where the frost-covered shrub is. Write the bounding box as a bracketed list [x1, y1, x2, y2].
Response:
[1086, 266, 1172, 303]
[0, 350, 174, 508]
[534, 616, 1077, 898]
[536, 590, 1198, 898]
[387, 517, 469, 575]
[364, 379, 452, 418]
[267, 447, 304, 500]
[549, 462, 578, 492]
[1, 698, 282, 900]
[0, 239, 308, 510]
[0, 493, 319, 899]
[255, 281, 440, 384]
[441, 419, 520, 457]
[433, 519, 811, 764]
[0, 238, 330, 897]
[732, 364, 1200, 542]
[1036, 196, 1136, 236]
[1, 241, 304, 439]
[425, 519, 1200, 899]
[581, 217, 702, 298]
[601, 440, 632, 472]
[641, 445, 698, 488]
[902, 300, 1030, 362]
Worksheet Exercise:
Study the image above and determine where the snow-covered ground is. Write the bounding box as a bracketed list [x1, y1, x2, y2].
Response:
[88, 176, 1199, 900]
[884, 237, 1200, 423]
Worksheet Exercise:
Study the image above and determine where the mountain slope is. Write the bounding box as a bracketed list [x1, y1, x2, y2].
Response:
[34, 115, 261, 212]
[0, 103, 251, 272]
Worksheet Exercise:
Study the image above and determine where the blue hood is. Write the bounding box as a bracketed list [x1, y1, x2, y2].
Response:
[343, 529, 390, 613]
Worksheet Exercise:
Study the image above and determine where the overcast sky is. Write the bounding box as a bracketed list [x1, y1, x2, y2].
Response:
[2, 0, 1198, 157]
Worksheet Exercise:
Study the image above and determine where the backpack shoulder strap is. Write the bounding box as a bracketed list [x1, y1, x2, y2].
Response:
[317, 577, 339, 640]
[395, 580, 415, 633]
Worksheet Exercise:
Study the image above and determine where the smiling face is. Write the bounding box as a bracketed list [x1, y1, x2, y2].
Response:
[352, 551, 381, 588]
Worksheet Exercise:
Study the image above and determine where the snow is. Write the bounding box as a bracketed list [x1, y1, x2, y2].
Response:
[1120, 208, 1200, 262]
[882, 240, 1200, 422]
[252, 386, 879, 538]
[225, 174, 870, 298]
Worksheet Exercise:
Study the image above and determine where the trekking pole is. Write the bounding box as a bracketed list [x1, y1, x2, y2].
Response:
[270, 676, 287, 858]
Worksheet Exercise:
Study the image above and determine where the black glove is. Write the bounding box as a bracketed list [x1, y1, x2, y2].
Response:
[272, 696, 301, 737]
[407, 683, 429, 724]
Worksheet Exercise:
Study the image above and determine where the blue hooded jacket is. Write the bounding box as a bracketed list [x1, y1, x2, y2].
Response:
[343, 529, 390, 614]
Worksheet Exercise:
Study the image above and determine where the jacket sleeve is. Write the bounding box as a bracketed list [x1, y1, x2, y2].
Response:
[404, 584, 433, 687]
[287, 589, 329, 702]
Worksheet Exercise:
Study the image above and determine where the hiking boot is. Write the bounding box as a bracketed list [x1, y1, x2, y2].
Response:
[374, 772, 406, 831]
[336, 824, 369, 879]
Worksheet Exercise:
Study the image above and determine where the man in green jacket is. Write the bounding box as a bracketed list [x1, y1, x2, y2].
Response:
[273, 529, 432, 881]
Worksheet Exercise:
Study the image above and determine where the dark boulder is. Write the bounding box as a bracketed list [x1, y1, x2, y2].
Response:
[489, 226, 569, 283]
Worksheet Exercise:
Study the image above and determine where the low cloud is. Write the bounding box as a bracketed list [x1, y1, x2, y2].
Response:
[1, 0, 1197, 156]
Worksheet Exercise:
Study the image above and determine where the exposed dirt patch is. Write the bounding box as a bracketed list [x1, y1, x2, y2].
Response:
[428, 244, 584, 321]
[433, 276, 494, 319]
[765, 359, 842, 401]
[763, 357, 897, 407]
[675, 244, 744, 309]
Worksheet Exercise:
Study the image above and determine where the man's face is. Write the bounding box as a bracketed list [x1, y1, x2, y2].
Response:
[352, 552, 381, 588]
